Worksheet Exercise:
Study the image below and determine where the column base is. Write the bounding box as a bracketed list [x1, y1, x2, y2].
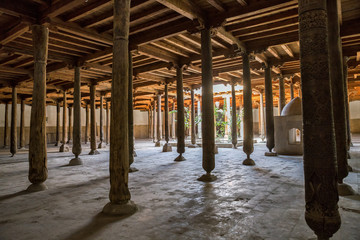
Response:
[162, 143, 172, 152]
[19, 147, 26, 150]
[155, 141, 161, 147]
[89, 149, 100, 155]
[232, 144, 237, 149]
[102, 201, 137, 216]
[59, 144, 70, 152]
[129, 167, 139, 173]
[338, 183, 356, 196]
[69, 157, 83, 166]
[26, 183, 48, 192]
[347, 152, 351, 159]
[174, 154, 186, 162]
[197, 173, 217, 182]
[188, 144, 199, 148]
[66, 140, 72, 144]
[134, 151, 137, 157]
[243, 158, 255, 166]
[265, 152, 278, 156]
[98, 142, 106, 149]
[54, 142, 59, 147]
[348, 165, 353, 172]
[214, 145, 218, 154]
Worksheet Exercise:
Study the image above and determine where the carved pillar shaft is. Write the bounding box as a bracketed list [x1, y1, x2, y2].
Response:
[190, 88, 196, 145]
[85, 103, 89, 144]
[265, 65, 275, 153]
[28, 25, 48, 185]
[176, 66, 185, 156]
[153, 100, 156, 142]
[242, 53, 254, 164]
[164, 84, 169, 143]
[72, 66, 82, 159]
[10, 86, 17, 156]
[343, 61, 351, 149]
[156, 94, 162, 144]
[20, 99, 25, 148]
[298, 0, 340, 238]
[55, 100, 60, 146]
[3, 102, 8, 148]
[128, 52, 134, 165]
[98, 94, 104, 147]
[259, 92, 265, 141]
[231, 84, 237, 148]
[61, 91, 67, 147]
[279, 77, 285, 113]
[89, 83, 98, 154]
[290, 81, 295, 100]
[67, 106, 72, 143]
[106, 100, 109, 145]
[172, 102, 176, 139]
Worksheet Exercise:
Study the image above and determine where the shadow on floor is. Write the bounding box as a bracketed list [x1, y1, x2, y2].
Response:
[62, 212, 132, 240]
[0, 190, 30, 202]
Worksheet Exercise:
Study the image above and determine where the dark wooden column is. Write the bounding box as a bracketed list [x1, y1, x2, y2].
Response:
[85, 101, 89, 144]
[328, 0, 354, 196]
[242, 53, 255, 166]
[89, 83, 99, 155]
[10, 85, 17, 156]
[3, 102, 8, 148]
[231, 82, 237, 149]
[59, 91, 69, 152]
[28, 25, 48, 192]
[198, 27, 216, 181]
[290, 79, 294, 100]
[69, 66, 82, 166]
[152, 100, 156, 142]
[148, 107, 152, 139]
[279, 76, 285, 114]
[343, 60, 352, 152]
[264, 64, 276, 156]
[106, 99, 109, 145]
[55, 99, 60, 146]
[155, 94, 162, 147]
[67, 105, 72, 144]
[259, 91, 265, 142]
[163, 83, 172, 152]
[98, 93, 104, 148]
[298, 0, 340, 238]
[19, 98, 25, 149]
[188, 87, 198, 148]
[174, 65, 186, 161]
[102, 0, 136, 216]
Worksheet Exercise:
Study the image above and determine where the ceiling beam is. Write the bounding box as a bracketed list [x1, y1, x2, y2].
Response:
[0, 22, 29, 45]
[156, 0, 205, 22]
[281, 44, 294, 58]
[207, 0, 226, 12]
[42, 0, 85, 19]
[215, 26, 246, 52]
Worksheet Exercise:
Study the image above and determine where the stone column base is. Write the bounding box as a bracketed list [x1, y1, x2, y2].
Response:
[198, 173, 217, 182]
[155, 141, 161, 147]
[214, 145, 218, 154]
[98, 142, 106, 149]
[265, 152, 278, 156]
[162, 143, 172, 152]
[27, 183, 48, 192]
[59, 144, 70, 152]
[89, 149, 100, 155]
[69, 157, 83, 166]
[129, 167, 139, 173]
[338, 183, 356, 196]
[102, 201, 137, 216]
[243, 158, 255, 166]
[174, 154, 185, 162]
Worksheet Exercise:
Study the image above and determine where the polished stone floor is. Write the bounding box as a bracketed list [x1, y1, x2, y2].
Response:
[0, 138, 359, 240]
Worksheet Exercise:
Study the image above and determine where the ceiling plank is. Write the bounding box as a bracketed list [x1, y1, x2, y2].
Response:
[156, 0, 205, 21]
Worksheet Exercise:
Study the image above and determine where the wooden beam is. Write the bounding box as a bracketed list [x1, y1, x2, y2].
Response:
[207, 0, 226, 12]
[137, 45, 178, 63]
[43, 0, 85, 19]
[156, 0, 205, 21]
[0, 66, 31, 75]
[216, 26, 246, 52]
[62, 0, 111, 22]
[281, 44, 294, 58]
[236, 0, 248, 6]
[0, 22, 29, 45]
[267, 47, 281, 59]
[0, 0, 37, 21]
[357, 52, 360, 62]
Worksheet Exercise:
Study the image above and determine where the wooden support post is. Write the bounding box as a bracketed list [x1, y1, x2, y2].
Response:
[67, 105, 72, 144]
[163, 83, 172, 152]
[85, 102, 89, 144]
[103, 0, 136, 216]
[328, 0, 354, 196]
[198, 27, 216, 181]
[264, 64, 276, 155]
[155, 94, 162, 147]
[231, 83, 237, 148]
[290, 80, 294, 100]
[152, 100, 156, 142]
[59, 91, 69, 152]
[259, 92, 265, 142]
[242, 53, 255, 166]
[19, 98, 25, 149]
[10, 85, 17, 156]
[27, 25, 48, 192]
[98, 94, 104, 148]
[89, 83, 99, 155]
[279, 76, 285, 114]
[298, 0, 340, 238]
[188, 88, 198, 148]
[174, 65, 186, 161]
[3, 102, 8, 148]
[343, 60, 352, 151]
[55, 99, 60, 146]
[172, 102, 176, 139]
[106, 100, 110, 145]
[69, 66, 82, 166]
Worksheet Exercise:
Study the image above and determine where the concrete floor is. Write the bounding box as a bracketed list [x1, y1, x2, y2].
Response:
[0, 138, 359, 240]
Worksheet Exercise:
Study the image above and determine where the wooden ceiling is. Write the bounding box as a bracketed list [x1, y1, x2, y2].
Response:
[0, 0, 359, 110]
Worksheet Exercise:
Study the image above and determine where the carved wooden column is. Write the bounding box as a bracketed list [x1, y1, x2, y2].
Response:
[67, 105, 72, 144]
[59, 91, 69, 152]
[148, 106, 152, 139]
[19, 98, 25, 149]
[89, 83, 99, 155]
[106, 100, 109, 145]
[198, 27, 216, 181]
[343, 59, 352, 152]
[155, 94, 162, 147]
[279, 76, 285, 114]
[28, 25, 48, 192]
[298, 0, 341, 238]
[85, 101, 89, 144]
[163, 83, 172, 152]
[189, 88, 198, 148]
[10, 85, 17, 156]
[290, 79, 295, 100]
[174, 65, 186, 161]
[197, 100, 201, 139]
[55, 99, 60, 146]
[69, 66, 82, 166]
[242, 53, 255, 166]
[98, 93, 105, 148]
[259, 91, 265, 142]
[3, 102, 8, 148]
[103, 0, 136, 215]
[152, 100, 156, 143]
[264, 64, 276, 156]
[231, 83, 237, 149]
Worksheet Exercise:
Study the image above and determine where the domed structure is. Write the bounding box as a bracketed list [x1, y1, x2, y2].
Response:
[281, 97, 302, 116]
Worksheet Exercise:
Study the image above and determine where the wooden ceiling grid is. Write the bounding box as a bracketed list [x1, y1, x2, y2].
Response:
[0, 0, 359, 110]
